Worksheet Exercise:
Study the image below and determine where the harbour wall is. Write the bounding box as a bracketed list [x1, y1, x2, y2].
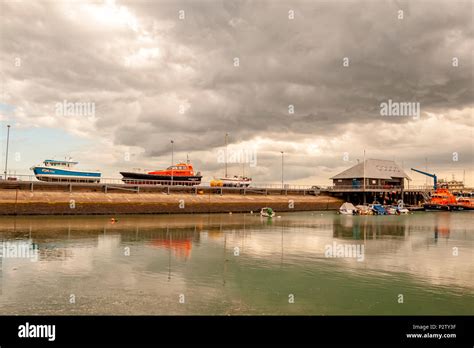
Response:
[0, 190, 343, 216]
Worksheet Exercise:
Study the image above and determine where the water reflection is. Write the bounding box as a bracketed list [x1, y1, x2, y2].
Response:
[0, 212, 472, 315]
[148, 227, 199, 260]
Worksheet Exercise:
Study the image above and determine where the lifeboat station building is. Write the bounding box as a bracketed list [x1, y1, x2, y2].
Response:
[330, 159, 410, 190]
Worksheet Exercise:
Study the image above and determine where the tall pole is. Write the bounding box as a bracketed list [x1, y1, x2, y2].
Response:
[225, 133, 228, 178]
[171, 140, 174, 184]
[363, 149, 366, 204]
[281, 151, 284, 188]
[401, 160, 404, 204]
[4, 125, 11, 180]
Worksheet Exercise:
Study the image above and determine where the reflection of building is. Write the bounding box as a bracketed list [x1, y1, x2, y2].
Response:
[331, 159, 409, 189]
[37, 248, 72, 261]
[333, 219, 408, 241]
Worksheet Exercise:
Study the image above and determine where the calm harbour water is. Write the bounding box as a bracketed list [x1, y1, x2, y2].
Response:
[0, 212, 472, 315]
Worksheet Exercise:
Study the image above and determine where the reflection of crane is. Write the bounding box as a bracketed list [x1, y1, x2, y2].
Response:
[411, 168, 437, 189]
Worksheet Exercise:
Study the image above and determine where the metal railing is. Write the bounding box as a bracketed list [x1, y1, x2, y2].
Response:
[0, 174, 321, 191]
[1, 174, 454, 192]
[327, 184, 432, 191]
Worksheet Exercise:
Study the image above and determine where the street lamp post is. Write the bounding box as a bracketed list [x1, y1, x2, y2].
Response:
[363, 149, 366, 204]
[281, 151, 284, 189]
[4, 125, 11, 180]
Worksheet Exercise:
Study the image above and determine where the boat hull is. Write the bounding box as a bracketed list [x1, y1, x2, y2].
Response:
[32, 166, 101, 183]
[339, 210, 355, 215]
[423, 204, 451, 211]
[448, 204, 474, 211]
[219, 177, 252, 187]
[120, 172, 202, 185]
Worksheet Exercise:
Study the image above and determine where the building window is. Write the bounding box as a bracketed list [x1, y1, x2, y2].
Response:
[372, 180, 376, 184]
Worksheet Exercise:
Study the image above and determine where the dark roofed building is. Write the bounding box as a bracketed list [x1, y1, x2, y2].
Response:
[330, 159, 409, 189]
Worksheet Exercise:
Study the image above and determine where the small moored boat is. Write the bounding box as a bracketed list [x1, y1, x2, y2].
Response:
[385, 206, 398, 215]
[260, 207, 275, 218]
[396, 200, 410, 214]
[369, 202, 387, 215]
[339, 202, 357, 215]
[355, 205, 373, 215]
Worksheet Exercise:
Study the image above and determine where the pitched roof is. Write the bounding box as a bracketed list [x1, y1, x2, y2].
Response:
[330, 159, 410, 180]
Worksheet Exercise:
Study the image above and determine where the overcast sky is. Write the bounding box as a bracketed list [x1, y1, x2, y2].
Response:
[0, 0, 472, 185]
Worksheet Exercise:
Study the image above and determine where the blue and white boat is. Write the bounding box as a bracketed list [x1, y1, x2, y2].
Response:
[31, 159, 101, 183]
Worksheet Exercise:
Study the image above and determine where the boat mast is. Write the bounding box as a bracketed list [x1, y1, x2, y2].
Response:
[225, 133, 228, 178]
[3, 125, 11, 180]
[363, 150, 366, 204]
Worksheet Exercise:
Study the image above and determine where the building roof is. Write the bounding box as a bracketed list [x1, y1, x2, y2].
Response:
[330, 159, 410, 180]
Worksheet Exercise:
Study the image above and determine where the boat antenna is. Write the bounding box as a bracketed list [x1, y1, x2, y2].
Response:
[187, 153, 190, 164]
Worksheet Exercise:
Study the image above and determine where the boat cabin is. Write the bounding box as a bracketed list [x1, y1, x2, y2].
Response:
[43, 159, 78, 168]
[148, 163, 197, 176]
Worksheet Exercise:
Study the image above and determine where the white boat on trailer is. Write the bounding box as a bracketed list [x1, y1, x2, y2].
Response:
[31, 159, 101, 183]
[219, 175, 252, 187]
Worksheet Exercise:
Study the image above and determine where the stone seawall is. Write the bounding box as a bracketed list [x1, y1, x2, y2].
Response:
[0, 190, 343, 215]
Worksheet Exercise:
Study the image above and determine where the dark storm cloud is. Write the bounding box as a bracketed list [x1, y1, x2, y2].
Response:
[112, 0, 473, 154]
